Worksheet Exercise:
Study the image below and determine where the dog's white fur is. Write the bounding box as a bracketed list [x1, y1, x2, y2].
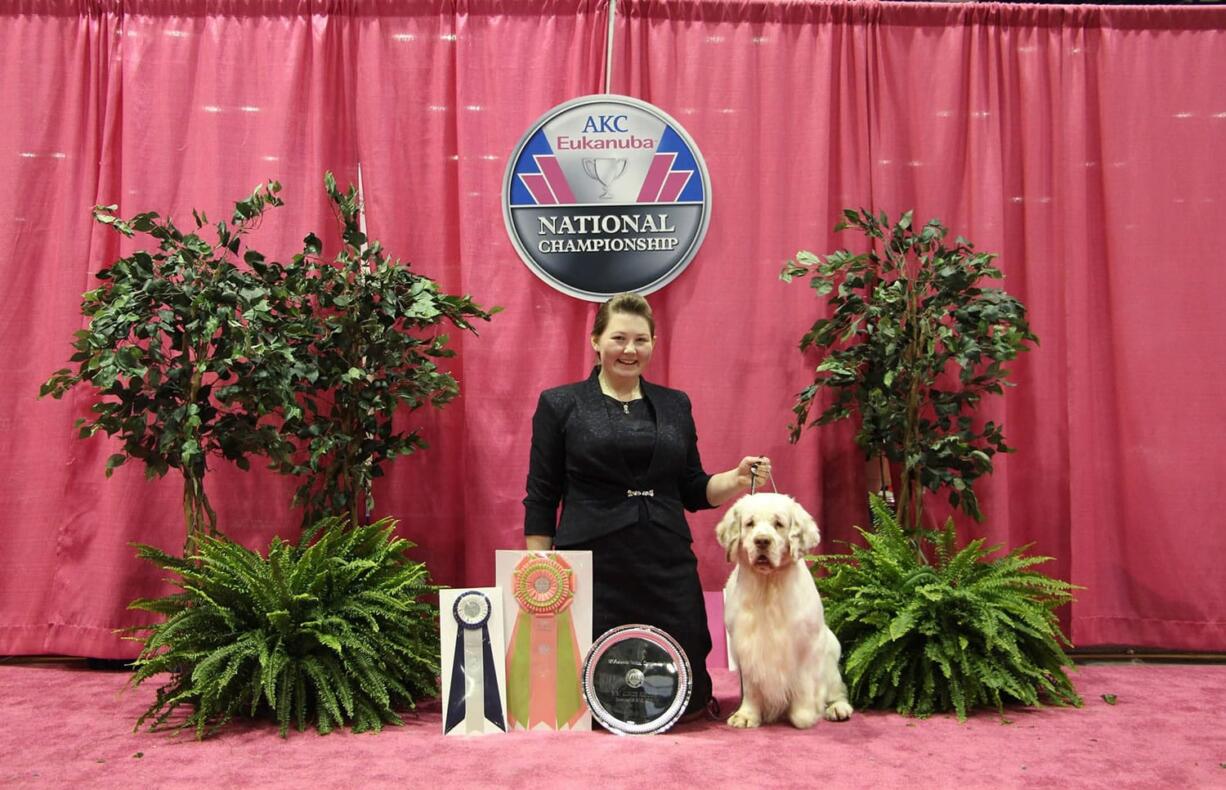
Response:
[716, 492, 853, 728]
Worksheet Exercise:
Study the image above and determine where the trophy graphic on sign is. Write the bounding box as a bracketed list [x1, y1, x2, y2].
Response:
[582, 157, 627, 199]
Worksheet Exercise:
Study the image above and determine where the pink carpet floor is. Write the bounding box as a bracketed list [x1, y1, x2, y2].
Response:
[1, 662, 1223, 789]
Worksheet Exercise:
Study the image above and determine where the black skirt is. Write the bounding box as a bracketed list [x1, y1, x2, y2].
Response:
[569, 518, 713, 716]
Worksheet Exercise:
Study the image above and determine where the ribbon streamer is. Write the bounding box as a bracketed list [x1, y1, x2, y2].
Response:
[445, 591, 506, 734]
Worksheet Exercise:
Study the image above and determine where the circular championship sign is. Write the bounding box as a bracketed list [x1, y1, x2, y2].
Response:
[503, 95, 712, 301]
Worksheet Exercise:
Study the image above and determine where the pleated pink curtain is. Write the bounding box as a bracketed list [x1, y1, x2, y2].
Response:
[612, 0, 1226, 649]
[0, 0, 610, 658]
[2, 0, 1224, 657]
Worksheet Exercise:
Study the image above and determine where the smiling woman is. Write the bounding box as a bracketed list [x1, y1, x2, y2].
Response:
[523, 292, 770, 722]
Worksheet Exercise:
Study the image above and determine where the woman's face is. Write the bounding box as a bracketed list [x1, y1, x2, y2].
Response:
[592, 312, 655, 383]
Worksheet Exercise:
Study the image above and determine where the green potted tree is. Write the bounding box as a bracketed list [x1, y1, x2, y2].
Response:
[278, 172, 498, 527]
[41, 183, 297, 548]
[41, 173, 495, 537]
[782, 209, 1080, 719]
[783, 209, 1036, 535]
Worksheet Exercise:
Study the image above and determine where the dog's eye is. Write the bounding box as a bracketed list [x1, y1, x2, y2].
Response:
[774, 518, 785, 530]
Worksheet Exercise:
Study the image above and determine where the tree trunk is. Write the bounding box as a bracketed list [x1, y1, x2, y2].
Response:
[182, 471, 217, 553]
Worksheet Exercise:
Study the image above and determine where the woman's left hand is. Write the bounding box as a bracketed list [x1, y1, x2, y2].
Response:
[735, 456, 771, 491]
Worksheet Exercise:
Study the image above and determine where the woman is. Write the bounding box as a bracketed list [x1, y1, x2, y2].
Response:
[523, 292, 769, 720]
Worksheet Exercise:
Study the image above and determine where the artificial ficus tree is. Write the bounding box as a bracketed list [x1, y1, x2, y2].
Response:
[782, 209, 1037, 537]
[277, 173, 498, 527]
[42, 173, 497, 544]
[41, 183, 297, 548]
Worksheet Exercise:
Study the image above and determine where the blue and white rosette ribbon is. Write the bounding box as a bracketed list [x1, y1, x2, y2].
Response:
[445, 591, 506, 734]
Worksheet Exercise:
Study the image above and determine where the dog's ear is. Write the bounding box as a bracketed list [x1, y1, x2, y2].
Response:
[715, 500, 743, 562]
[788, 498, 820, 560]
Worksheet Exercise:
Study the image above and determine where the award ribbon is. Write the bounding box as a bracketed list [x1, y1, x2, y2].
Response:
[506, 553, 584, 729]
[445, 591, 506, 734]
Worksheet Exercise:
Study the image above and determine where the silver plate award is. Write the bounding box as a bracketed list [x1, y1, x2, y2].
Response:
[581, 624, 692, 735]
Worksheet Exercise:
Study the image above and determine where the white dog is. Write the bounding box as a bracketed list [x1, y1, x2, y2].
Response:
[716, 492, 853, 728]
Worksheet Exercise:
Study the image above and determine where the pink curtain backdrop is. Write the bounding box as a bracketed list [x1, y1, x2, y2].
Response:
[1, 0, 1223, 657]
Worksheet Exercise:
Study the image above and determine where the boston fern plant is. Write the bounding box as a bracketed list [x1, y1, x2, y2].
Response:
[816, 495, 1081, 720]
[126, 516, 439, 738]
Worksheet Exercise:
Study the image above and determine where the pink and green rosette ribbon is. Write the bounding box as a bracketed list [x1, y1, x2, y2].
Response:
[506, 553, 585, 729]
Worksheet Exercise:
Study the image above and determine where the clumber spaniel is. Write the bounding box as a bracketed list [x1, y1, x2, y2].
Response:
[716, 492, 853, 728]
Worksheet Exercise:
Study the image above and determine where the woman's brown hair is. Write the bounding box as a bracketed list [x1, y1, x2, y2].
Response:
[591, 292, 655, 338]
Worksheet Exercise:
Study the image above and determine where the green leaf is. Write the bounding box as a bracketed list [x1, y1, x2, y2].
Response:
[104, 453, 128, 477]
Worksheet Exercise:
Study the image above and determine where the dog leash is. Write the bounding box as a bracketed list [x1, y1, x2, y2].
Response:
[749, 460, 776, 495]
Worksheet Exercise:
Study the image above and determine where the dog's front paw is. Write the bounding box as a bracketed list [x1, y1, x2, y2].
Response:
[825, 700, 853, 721]
[788, 706, 821, 729]
[727, 706, 761, 728]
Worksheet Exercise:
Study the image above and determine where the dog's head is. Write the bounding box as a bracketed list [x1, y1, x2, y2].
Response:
[715, 492, 820, 573]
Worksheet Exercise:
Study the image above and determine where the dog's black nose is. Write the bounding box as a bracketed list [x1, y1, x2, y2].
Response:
[754, 537, 771, 549]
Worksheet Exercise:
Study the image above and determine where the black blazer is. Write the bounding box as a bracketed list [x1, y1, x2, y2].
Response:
[524, 368, 714, 547]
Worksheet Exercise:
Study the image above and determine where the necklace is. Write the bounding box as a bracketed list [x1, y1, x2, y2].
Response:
[599, 372, 641, 414]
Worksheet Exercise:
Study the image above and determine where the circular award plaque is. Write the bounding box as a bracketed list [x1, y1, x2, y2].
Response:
[582, 624, 692, 735]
